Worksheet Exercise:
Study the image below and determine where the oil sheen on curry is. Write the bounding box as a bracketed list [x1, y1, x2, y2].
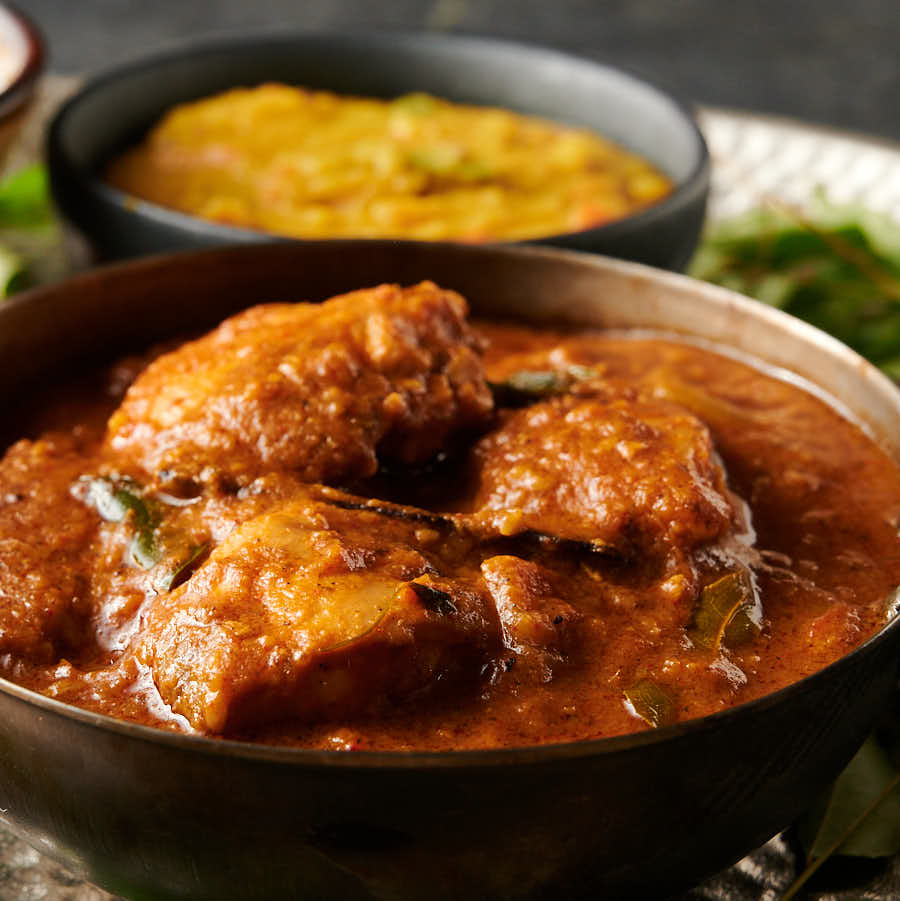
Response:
[106, 85, 671, 242]
[1, 282, 899, 750]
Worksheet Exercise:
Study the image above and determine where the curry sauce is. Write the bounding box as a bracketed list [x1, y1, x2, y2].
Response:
[0, 283, 898, 750]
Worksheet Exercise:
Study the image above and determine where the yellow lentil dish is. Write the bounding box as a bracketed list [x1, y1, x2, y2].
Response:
[106, 84, 673, 241]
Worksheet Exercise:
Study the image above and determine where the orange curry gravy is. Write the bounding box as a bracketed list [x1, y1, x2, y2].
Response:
[1, 282, 899, 750]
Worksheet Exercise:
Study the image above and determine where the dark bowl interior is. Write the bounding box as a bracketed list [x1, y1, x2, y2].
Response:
[0, 241, 898, 900]
[46, 31, 709, 269]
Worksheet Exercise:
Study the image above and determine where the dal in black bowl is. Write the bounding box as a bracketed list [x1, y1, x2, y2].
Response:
[47, 31, 708, 268]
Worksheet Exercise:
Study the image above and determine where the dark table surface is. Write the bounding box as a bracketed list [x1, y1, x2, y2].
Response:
[25, 0, 900, 141]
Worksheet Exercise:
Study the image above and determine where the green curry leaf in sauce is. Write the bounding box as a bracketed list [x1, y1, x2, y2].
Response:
[623, 680, 673, 729]
[488, 365, 602, 406]
[154, 542, 210, 593]
[81, 475, 162, 569]
[689, 569, 761, 652]
[80, 475, 210, 589]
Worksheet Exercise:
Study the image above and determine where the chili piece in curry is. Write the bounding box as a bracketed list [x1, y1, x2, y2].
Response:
[1, 282, 898, 750]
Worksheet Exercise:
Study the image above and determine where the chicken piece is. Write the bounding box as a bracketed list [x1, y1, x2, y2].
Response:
[0, 437, 97, 663]
[135, 497, 499, 733]
[106, 282, 493, 489]
[465, 396, 734, 555]
[480, 555, 581, 680]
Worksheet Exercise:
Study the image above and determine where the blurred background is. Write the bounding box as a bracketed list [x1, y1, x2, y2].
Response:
[26, 0, 900, 140]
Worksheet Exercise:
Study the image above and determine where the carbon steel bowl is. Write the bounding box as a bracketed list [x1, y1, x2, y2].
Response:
[0, 242, 898, 901]
[46, 31, 709, 269]
[0, 3, 44, 165]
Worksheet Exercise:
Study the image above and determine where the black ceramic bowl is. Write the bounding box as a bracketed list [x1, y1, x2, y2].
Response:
[46, 31, 709, 269]
[0, 242, 899, 900]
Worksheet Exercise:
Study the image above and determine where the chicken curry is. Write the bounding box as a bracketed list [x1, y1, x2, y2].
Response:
[1, 282, 898, 750]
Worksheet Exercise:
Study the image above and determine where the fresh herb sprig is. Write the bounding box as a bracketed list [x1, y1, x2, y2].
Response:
[691, 200, 900, 378]
[0, 163, 60, 298]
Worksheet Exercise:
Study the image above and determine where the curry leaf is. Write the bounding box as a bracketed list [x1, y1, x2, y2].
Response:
[391, 93, 439, 116]
[689, 569, 760, 652]
[80, 476, 162, 569]
[489, 365, 602, 406]
[500, 370, 565, 395]
[154, 543, 209, 593]
[623, 680, 673, 728]
[82, 476, 135, 523]
[321, 605, 392, 653]
[129, 528, 161, 570]
[782, 737, 900, 899]
[797, 736, 900, 860]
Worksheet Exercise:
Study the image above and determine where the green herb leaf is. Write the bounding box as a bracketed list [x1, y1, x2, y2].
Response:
[566, 364, 600, 381]
[0, 164, 54, 229]
[129, 527, 161, 570]
[82, 476, 135, 523]
[80, 476, 162, 569]
[623, 680, 673, 728]
[782, 737, 900, 899]
[0, 164, 65, 299]
[0, 244, 23, 297]
[798, 736, 900, 860]
[154, 543, 209, 593]
[489, 365, 602, 406]
[689, 569, 761, 652]
[504, 370, 564, 395]
[691, 202, 900, 377]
